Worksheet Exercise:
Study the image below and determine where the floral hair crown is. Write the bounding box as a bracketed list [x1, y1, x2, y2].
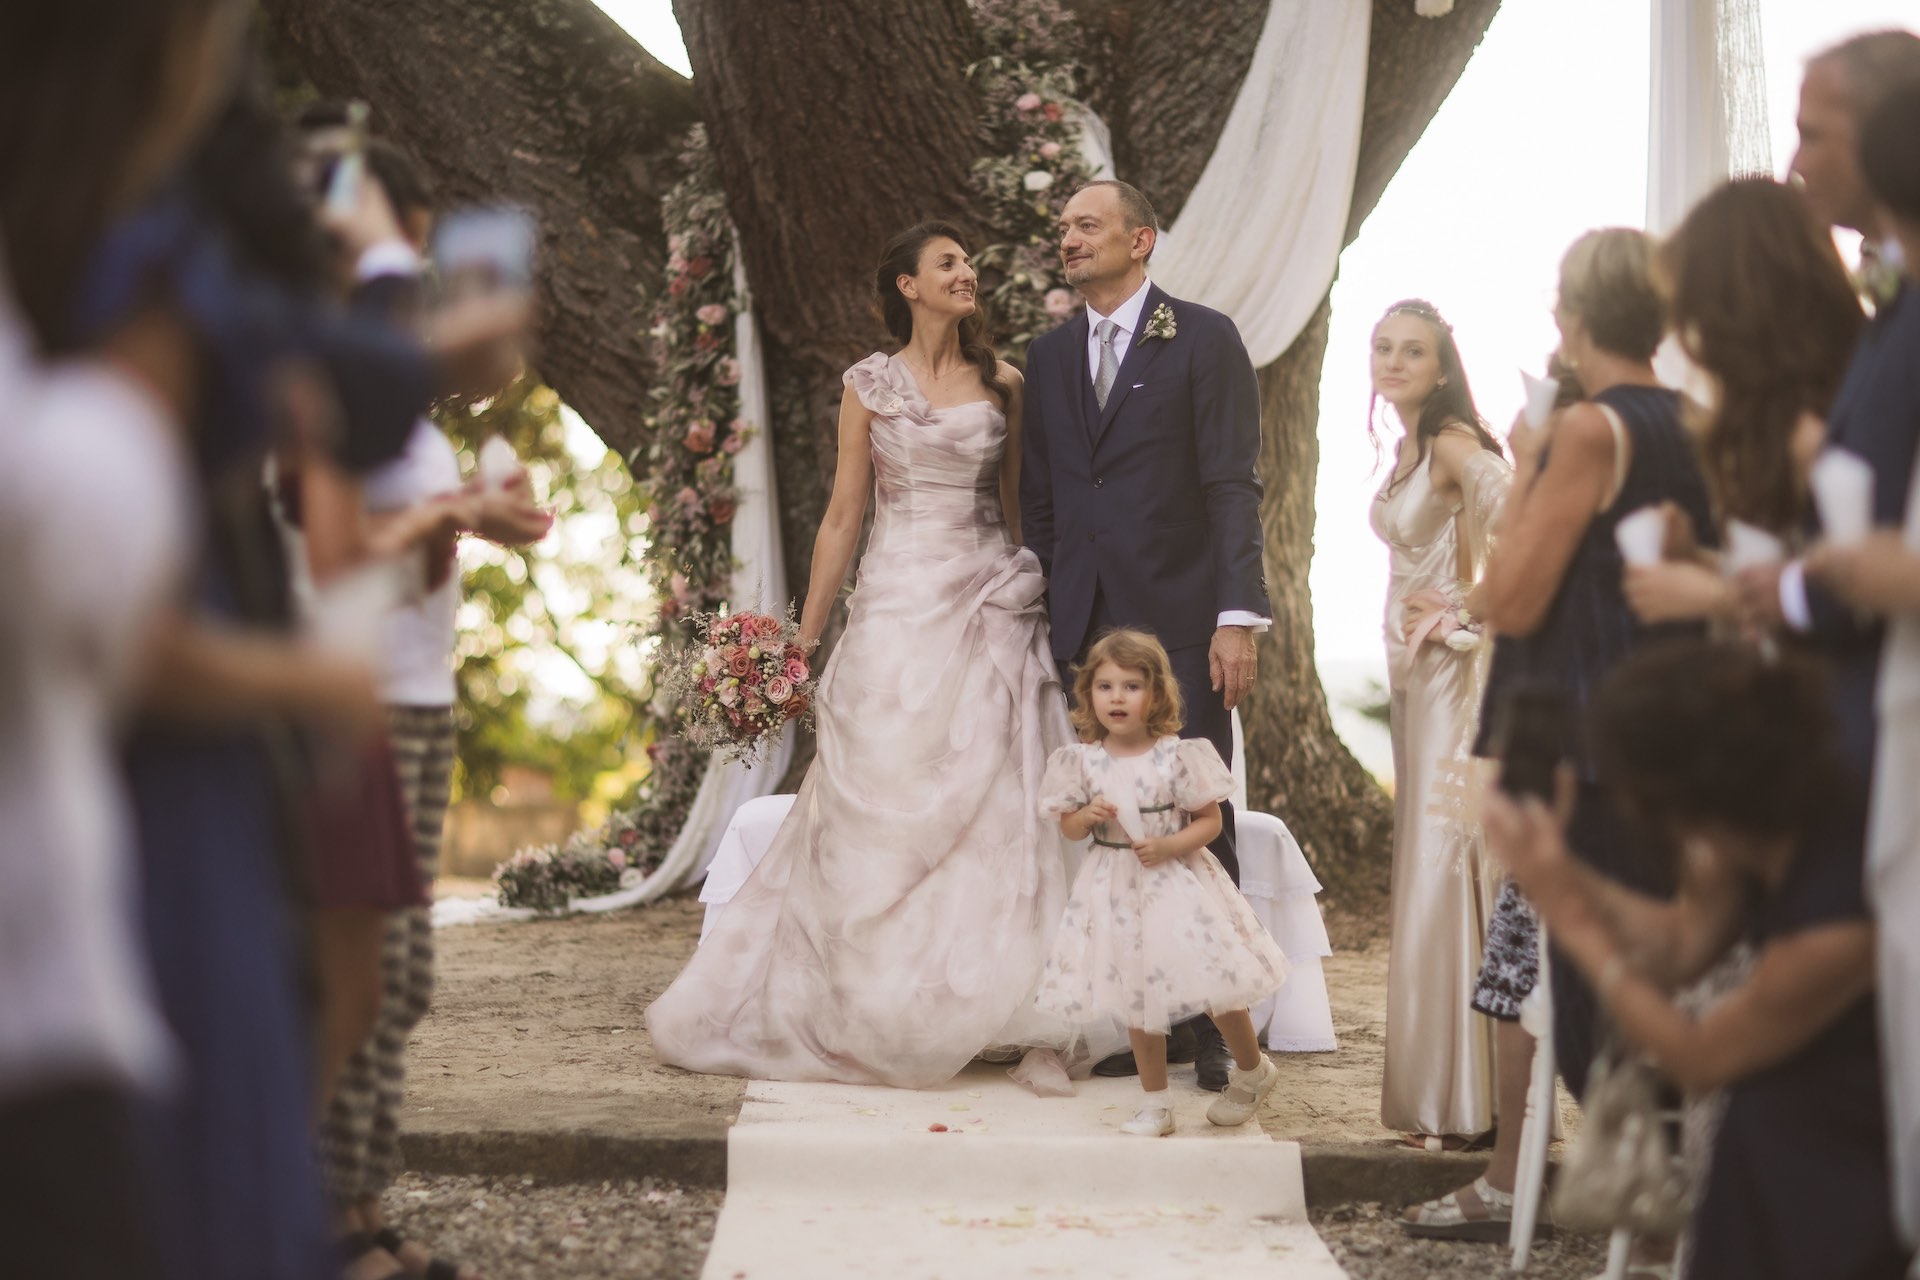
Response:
[1383, 300, 1453, 333]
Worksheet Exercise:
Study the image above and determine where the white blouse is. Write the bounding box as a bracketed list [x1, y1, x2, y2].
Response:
[0, 269, 185, 1100]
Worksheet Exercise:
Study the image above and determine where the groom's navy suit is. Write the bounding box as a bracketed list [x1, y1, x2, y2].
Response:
[1021, 280, 1269, 881]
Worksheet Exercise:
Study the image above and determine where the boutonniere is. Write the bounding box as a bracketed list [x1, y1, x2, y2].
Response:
[1142, 302, 1177, 342]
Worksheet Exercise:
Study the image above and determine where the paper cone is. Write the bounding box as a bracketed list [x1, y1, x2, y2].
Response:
[1723, 520, 1785, 574]
[1810, 449, 1874, 546]
[1520, 370, 1560, 430]
[1614, 505, 1666, 567]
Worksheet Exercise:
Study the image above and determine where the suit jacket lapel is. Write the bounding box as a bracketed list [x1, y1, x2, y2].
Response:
[1092, 283, 1170, 448]
[1057, 310, 1094, 450]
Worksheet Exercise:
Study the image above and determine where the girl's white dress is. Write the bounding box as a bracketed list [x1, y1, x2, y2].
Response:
[1034, 736, 1290, 1033]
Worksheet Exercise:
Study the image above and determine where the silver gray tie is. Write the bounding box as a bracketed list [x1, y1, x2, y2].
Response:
[1093, 318, 1119, 409]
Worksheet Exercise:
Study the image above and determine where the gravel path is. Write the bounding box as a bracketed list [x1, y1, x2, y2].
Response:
[385, 1175, 1610, 1279]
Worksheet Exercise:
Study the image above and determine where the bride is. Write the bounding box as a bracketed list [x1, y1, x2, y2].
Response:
[645, 221, 1097, 1088]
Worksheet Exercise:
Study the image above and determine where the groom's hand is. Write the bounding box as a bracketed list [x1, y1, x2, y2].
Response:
[1209, 625, 1257, 710]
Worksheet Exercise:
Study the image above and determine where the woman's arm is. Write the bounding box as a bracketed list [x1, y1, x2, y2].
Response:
[1807, 529, 1920, 615]
[999, 362, 1025, 544]
[1556, 910, 1874, 1093]
[1478, 404, 1618, 636]
[796, 385, 876, 648]
[136, 606, 383, 738]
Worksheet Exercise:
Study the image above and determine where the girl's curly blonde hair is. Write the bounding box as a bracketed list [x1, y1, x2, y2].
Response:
[1069, 628, 1185, 742]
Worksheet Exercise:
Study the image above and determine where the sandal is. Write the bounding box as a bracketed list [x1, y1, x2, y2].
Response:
[338, 1232, 408, 1280]
[1398, 1176, 1520, 1243]
[369, 1228, 475, 1280]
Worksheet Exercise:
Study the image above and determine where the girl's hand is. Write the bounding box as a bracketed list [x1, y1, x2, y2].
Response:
[1131, 835, 1181, 868]
[1622, 560, 1732, 624]
[1080, 798, 1118, 828]
[1806, 530, 1920, 615]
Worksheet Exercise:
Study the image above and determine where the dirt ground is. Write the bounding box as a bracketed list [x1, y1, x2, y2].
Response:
[412, 889, 1578, 1152]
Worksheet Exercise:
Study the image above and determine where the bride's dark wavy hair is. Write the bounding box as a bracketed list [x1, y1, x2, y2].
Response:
[1367, 298, 1501, 495]
[873, 220, 1010, 409]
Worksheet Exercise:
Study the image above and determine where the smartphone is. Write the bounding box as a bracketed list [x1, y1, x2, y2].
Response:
[1492, 685, 1566, 802]
[432, 205, 536, 300]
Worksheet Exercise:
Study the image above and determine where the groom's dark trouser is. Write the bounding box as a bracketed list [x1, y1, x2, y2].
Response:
[1068, 593, 1239, 885]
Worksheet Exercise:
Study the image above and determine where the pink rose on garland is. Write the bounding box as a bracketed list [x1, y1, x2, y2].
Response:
[674, 486, 700, 511]
[1015, 92, 1042, 112]
[1042, 102, 1063, 123]
[1039, 140, 1062, 160]
[716, 357, 742, 386]
[1044, 287, 1077, 321]
[708, 495, 737, 524]
[686, 255, 715, 279]
[722, 420, 752, 454]
[682, 420, 716, 453]
[696, 303, 729, 326]
[608, 848, 627, 870]
[765, 675, 793, 705]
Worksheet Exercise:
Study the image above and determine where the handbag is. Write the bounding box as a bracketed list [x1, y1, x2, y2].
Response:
[1550, 1045, 1692, 1236]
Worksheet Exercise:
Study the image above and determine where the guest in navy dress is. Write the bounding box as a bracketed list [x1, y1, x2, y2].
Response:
[1485, 639, 1908, 1280]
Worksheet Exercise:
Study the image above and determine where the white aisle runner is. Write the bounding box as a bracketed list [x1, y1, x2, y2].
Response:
[701, 1062, 1346, 1279]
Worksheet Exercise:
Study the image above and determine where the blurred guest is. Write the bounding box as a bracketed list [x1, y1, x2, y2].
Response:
[0, 3, 246, 1278]
[304, 120, 547, 1280]
[1806, 77, 1920, 1254]
[1486, 639, 1909, 1280]
[1624, 178, 1862, 628]
[1473, 227, 1716, 1101]
[1736, 30, 1920, 778]
[1366, 299, 1507, 1149]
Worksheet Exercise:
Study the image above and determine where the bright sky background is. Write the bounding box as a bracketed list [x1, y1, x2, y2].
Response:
[587, 0, 1914, 775]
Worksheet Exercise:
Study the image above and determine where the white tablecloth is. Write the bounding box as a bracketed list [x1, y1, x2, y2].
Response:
[699, 797, 1337, 1054]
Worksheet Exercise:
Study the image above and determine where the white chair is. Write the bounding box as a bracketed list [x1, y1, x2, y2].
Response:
[1236, 810, 1338, 1052]
[698, 792, 797, 940]
[1510, 928, 1556, 1271]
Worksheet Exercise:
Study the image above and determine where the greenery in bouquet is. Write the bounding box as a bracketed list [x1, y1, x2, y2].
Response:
[967, 0, 1097, 349]
[659, 607, 815, 766]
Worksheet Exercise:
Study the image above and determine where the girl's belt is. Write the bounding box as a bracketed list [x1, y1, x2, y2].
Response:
[1090, 803, 1175, 848]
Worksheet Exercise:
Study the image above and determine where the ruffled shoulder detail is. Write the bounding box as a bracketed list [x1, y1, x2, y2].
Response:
[843, 352, 925, 418]
[1169, 737, 1234, 812]
[1037, 744, 1092, 818]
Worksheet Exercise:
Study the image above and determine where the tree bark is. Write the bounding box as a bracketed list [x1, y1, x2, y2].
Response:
[265, 0, 700, 464]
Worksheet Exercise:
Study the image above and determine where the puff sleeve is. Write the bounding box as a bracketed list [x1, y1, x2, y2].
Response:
[1170, 739, 1235, 812]
[1037, 745, 1090, 818]
[842, 352, 908, 417]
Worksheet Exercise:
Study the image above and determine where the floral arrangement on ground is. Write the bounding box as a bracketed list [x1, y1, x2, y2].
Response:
[494, 736, 706, 912]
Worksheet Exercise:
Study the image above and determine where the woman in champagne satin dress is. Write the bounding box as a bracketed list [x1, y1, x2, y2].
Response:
[645, 223, 1097, 1088]
[1367, 301, 1509, 1143]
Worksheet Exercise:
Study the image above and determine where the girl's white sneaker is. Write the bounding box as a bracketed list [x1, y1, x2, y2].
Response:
[1120, 1106, 1174, 1136]
[1206, 1055, 1279, 1127]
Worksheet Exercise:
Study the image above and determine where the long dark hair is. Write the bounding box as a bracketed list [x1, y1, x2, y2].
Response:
[873, 220, 1009, 409]
[1663, 179, 1863, 533]
[1367, 298, 1500, 494]
[0, 0, 239, 350]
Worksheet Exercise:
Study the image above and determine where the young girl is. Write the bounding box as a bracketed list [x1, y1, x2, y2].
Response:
[1035, 629, 1290, 1136]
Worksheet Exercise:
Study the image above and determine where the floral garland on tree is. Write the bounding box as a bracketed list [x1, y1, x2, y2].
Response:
[967, 0, 1099, 348]
[496, 6, 1097, 911]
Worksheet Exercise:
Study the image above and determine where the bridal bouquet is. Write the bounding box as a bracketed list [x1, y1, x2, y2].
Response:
[662, 607, 815, 764]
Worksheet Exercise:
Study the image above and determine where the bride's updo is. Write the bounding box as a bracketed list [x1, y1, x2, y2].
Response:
[873, 220, 1010, 409]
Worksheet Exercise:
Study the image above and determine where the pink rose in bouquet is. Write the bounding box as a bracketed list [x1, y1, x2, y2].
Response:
[782, 692, 809, 719]
[784, 656, 809, 682]
[662, 606, 818, 764]
[752, 614, 783, 640]
[725, 647, 754, 678]
[765, 675, 794, 705]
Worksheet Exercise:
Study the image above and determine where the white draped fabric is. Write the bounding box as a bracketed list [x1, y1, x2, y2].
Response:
[569, 243, 794, 915]
[1139, 0, 1372, 369]
[1645, 0, 1771, 236]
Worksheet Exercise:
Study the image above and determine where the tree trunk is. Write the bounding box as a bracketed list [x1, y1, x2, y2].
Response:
[265, 0, 699, 464]
[265, 0, 1502, 889]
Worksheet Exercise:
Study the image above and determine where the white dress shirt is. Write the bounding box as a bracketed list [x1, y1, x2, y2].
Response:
[0, 268, 182, 1101]
[1082, 278, 1269, 633]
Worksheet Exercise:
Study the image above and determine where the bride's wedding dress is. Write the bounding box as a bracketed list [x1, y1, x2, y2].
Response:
[645, 353, 1097, 1088]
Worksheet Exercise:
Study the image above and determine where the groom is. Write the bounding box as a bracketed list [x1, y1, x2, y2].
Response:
[1021, 179, 1270, 1090]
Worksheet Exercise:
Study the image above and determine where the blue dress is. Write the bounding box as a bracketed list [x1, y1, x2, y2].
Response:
[82, 193, 427, 1280]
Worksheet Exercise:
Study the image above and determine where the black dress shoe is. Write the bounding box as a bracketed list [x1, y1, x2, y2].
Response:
[1194, 1024, 1233, 1092]
[1092, 1050, 1139, 1077]
[1166, 1020, 1200, 1065]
